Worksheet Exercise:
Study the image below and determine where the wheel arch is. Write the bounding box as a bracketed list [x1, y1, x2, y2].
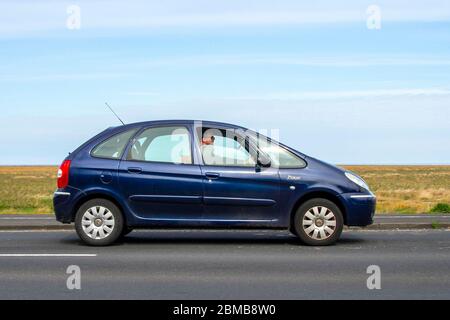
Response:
[289, 190, 347, 230]
[70, 192, 127, 225]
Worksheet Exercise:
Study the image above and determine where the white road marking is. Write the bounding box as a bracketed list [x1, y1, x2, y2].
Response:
[0, 230, 72, 233]
[0, 217, 53, 220]
[0, 254, 96, 257]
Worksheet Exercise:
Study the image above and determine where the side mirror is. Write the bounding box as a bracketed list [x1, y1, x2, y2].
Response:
[256, 152, 271, 168]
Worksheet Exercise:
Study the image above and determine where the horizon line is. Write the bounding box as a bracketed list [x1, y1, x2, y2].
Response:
[1, 163, 449, 167]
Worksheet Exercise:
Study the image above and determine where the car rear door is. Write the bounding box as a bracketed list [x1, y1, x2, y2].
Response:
[118, 124, 204, 221]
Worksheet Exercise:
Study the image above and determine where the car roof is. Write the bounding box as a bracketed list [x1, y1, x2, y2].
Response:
[118, 119, 248, 130]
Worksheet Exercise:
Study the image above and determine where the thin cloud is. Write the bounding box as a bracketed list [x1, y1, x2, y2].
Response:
[0, 72, 129, 82]
[124, 91, 160, 96]
[0, 0, 449, 37]
[225, 88, 450, 100]
[132, 55, 450, 68]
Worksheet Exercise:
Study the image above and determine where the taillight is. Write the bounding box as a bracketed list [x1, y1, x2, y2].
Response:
[57, 160, 71, 189]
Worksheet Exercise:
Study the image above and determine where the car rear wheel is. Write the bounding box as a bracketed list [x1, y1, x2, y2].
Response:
[75, 199, 123, 246]
[293, 198, 343, 246]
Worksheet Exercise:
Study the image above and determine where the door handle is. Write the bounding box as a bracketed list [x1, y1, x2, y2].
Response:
[205, 172, 220, 180]
[127, 167, 143, 174]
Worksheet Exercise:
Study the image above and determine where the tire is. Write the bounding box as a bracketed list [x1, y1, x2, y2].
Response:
[75, 199, 124, 246]
[293, 198, 344, 246]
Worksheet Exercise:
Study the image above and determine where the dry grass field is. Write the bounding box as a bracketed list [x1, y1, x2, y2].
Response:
[343, 165, 450, 213]
[0, 166, 56, 214]
[0, 165, 449, 214]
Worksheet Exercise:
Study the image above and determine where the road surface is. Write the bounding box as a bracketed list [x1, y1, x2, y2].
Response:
[0, 229, 449, 299]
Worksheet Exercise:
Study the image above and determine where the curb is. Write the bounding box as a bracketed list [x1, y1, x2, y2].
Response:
[0, 225, 73, 231]
[349, 224, 450, 230]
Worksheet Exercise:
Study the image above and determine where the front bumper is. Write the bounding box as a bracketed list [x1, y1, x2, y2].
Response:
[339, 192, 376, 226]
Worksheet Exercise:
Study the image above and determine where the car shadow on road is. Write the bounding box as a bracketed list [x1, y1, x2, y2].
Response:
[60, 230, 366, 247]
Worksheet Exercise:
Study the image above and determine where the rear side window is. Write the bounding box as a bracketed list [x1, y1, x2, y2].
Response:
[127, 126, 192, 164]
[91, 129, 137, 159]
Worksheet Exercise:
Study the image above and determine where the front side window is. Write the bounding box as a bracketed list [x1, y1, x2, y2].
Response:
[254, 135, 306, 168]
[128, 126, 192, 164]
[198, 128, 256, 167]
[91, 129, 137, 159]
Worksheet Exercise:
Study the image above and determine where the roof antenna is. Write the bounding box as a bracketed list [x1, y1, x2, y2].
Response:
[105, 102, 125, 125]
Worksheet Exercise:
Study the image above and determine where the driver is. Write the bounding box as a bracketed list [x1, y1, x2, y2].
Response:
[201, 132, 217, 165]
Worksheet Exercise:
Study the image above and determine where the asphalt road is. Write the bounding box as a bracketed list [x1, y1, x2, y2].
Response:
[0, 229, 449, 299]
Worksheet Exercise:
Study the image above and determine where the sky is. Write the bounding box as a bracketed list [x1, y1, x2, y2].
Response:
[0, 0, 449, 165]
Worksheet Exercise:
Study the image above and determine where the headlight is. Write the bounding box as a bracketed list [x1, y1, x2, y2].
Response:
[345, 172, 370, 191]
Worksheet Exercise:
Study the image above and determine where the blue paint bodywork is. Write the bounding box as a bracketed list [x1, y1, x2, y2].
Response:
[53, 120, 375, 229]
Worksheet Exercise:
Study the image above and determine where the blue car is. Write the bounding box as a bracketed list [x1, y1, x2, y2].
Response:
[54, 120, 375, 246]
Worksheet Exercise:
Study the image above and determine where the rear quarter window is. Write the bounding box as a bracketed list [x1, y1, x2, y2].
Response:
[91, 129, 137, 159]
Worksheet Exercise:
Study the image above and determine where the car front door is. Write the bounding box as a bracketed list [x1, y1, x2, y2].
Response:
[196, 125, 281, 225]
[118, 125, 204, 221]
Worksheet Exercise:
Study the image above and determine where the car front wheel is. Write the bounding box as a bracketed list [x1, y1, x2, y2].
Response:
[75, 199, 124, 246]
[293, 198, 344, 246]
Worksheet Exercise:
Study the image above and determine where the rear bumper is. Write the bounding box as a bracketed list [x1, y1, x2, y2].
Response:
[53, 186, 84, 224]
[339, 192, 376, 226]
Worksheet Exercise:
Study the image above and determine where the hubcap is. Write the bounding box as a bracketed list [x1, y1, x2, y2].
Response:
[315, 218, 324, 227]
[81, 206, 115, 240]
[302, 206, 337, 240]
[94, 218, 103, 227]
